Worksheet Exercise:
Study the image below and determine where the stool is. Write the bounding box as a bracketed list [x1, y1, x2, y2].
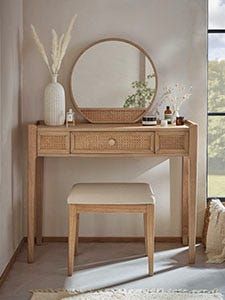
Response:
[67, 183, 155, 276]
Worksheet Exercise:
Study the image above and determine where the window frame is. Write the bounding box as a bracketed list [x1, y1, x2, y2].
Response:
[207, 28, 225, 201]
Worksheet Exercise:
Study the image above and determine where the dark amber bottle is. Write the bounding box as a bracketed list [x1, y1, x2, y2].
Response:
[164, 106, 173, 124]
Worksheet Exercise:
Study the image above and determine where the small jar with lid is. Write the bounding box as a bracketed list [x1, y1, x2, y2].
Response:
[142, 115, 157, 126]
[176, 116, 185, 126]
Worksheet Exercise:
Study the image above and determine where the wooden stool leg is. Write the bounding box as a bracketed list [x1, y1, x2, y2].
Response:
[143, 213, 148, 255]
[74, 213, 79, 256]
[68, 205, 77, 276]
[146, 204, 154, 276]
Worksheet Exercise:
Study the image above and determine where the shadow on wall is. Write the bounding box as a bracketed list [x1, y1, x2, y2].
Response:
[35, 156, 181, 237]
[10, 28, 24, 250]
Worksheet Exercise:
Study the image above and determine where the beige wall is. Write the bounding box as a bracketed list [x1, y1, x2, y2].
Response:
[23, 0, 207, 237]
[0, 0, 23, 275]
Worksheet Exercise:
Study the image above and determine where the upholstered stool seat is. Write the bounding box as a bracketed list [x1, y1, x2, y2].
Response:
[67, 183, 155, 205]
[67, 183, 155, 276]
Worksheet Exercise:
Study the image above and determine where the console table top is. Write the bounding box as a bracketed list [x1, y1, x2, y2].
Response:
[37, 121, 189, 132]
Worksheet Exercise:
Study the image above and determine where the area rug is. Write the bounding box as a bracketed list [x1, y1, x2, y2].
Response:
[30, 289, 223, 300]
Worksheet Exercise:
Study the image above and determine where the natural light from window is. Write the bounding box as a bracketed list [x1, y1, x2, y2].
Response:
[208, 0, 225, 197]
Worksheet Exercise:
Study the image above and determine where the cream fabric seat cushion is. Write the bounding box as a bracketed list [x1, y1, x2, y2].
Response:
[67, 183, 155, 205]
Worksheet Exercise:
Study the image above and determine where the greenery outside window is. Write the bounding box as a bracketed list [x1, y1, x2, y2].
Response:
[208, 0, 225, 199]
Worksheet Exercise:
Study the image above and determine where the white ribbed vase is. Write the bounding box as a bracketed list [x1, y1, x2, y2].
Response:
[44, 74, 65, 126]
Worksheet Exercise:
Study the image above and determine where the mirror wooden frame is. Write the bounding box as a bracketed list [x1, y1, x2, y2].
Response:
[70, 38, 158, 123]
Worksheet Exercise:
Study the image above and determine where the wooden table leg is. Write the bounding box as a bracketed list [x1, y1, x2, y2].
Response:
[27, 124, 37, 263]
[182, 156, 189, 246]
[36, 157, 44, 245]
[188, 123, 198, 264]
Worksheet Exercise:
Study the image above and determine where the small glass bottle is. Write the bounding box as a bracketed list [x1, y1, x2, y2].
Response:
[164, 106, 173, 124]
[176, 116, 184, 126]
[66, 108, 75, 127]
[155, 109, 161, 125]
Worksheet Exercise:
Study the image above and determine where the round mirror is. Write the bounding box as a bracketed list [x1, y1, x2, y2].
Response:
[70, 38, 158, 123]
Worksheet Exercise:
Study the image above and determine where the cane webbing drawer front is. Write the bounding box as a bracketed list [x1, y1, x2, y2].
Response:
[38, 131, 70, 155]
[71, 131, 154, 154]
[155, 131, 189, 154]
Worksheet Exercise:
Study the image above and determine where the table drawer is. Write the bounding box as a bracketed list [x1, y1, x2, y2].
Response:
[71, 131, 154, 154]
[38, 131, 70, 155]
[155, 131, 189, 154]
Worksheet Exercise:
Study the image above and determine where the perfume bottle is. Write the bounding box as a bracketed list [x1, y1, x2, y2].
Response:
[66, 108, 75, 127]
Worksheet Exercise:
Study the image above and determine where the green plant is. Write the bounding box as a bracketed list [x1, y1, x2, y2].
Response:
[123, 74, 156, 108]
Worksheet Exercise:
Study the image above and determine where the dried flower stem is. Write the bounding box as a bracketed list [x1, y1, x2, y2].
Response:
[31, 14, 77, 77]
[154, 83, 192, 113]
[31, 24, 52, 75]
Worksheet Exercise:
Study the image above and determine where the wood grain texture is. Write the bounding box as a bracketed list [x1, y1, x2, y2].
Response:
[75, 204, 147, 213]
[75, 214, 79, 256]
[182, 156, 189, 246]
[68, 205, 77, 276]
[68, 203, 155, 277]
[27, 125, 37, 263]
[146, 204, 154, 276]
[37, 125, 189, 157]
[36, 157, 44, 245]
[27, 121, 198, 265]
[37, 122, 189, 132]
[188, 122, 198, 264]
[144, 213, 147, 255]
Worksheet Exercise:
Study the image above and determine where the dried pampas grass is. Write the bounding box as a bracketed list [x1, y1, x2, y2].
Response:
[31, 14, 77, 76]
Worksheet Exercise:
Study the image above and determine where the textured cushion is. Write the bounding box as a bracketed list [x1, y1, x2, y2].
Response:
[67, 183, 155, 205]
[206, 199, 225, 263]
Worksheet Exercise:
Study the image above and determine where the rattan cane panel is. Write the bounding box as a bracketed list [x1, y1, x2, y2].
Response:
[155, 132, 189, 154]
[80, 109, 145, 123]
[71, 131, 154, 153]
[160, 136, 184, 149]
[38, 132, 70, 155]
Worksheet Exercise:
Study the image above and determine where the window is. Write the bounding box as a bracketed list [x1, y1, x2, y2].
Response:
[208, 0, 225, 199]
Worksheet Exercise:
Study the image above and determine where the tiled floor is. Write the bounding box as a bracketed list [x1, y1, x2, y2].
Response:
[0, 242, 225, 299]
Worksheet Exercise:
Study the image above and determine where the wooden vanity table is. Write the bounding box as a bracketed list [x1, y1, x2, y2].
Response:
[27, 120, 198, 264]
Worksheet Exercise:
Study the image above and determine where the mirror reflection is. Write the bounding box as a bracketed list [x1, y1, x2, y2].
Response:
[71, 40, 157, 109]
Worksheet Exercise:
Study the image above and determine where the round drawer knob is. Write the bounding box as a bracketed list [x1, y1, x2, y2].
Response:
[108, 138, 116, 146]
